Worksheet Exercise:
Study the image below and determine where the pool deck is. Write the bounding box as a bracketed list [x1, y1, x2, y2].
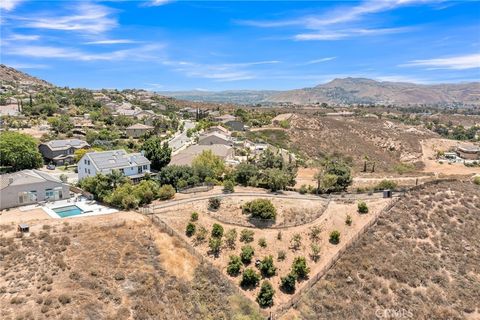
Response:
[19, 197, 118, 219]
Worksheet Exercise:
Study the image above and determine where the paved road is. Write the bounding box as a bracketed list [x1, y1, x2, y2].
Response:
[168, 120, 195, 153]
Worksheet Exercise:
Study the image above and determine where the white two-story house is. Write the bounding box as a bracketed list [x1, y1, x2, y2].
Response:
[78, 149, 152, 183]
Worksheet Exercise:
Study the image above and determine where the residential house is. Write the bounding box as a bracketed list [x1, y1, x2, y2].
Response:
[39, 139, 90, 166]
[198, 132, 232, 146]
[170, 144, 235, 166]
[206, 125, 231, 136]
[78, 149, 152, 183]
[0, 170, 71, 210]
[224, 120, 246, 131]
[457, 145, 480, 160]
[213, 114, 236, 123]
[125, 123, 154, 138]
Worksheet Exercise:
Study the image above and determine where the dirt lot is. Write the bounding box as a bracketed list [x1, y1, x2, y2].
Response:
[0, 212, 262, 320]
[156, 196, 392, 309]
[421, 138, 480, 175]
[285, 180, 480, 320]
[288, 114, 436, 173]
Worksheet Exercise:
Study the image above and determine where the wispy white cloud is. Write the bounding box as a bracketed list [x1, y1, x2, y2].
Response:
[5, 44, 165, 62]
[164, 60, 280, 82]
[295, 27, 410, 41]
[238, 0, 439, 41]
[5, 33, 40, 41]
[304, 57, 336, 65]
[145, 0, 173, 7]
[18, 3, 117, 34]
[84, 39, 138, 45]
[402, 53, 480, 70]
[0, 0, 23, 11]
[5, 62, 49, 69]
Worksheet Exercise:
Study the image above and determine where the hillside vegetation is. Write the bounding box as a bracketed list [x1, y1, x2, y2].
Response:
[290, 181, 480, 320]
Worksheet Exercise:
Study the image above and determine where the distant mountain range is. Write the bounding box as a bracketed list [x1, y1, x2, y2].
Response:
[161, 78, 480, 107]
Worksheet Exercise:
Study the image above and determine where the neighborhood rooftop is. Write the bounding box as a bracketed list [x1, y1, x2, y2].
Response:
[85, 150, 150, 170]
[126, 123, 155, 130]
[43, 139, 89, 150]
[0, 169, 62, 190]
[170, 144, 233, 166]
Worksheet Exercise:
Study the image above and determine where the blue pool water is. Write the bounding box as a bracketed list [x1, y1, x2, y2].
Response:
[53, 205, 84, 218]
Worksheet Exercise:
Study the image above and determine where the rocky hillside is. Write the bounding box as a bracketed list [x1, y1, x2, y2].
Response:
[0, 64, 53, 88]
[162, 78, 480, 107]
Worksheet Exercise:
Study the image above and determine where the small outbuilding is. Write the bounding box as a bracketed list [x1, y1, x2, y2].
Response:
[18, 224, 29, 233]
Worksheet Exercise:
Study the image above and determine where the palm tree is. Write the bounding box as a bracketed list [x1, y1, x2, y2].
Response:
[107, 169, 126, 189]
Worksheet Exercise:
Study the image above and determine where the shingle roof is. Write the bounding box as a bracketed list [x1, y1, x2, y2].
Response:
[43, 139, 89, 151]
[170, 144, 233, 166]
[86, 150, 150, 170]
[126, 123, 154, 130]
[458, 145, 480, 152]
[198, 132, 231, 142]
[0, 170, 62, 190]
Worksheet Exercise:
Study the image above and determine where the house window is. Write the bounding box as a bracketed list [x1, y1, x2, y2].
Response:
[120, 168, 125, 174]
[85, 168, 87, 173]
[84, 159, 87, 164]
[143, 165, 147, 170]
[138, 166, 143, 173]
[88, 169, 91, 174]
[46, 187, 62, 201]
[18, 191, 37, 204]
[87, 160, 90, 165]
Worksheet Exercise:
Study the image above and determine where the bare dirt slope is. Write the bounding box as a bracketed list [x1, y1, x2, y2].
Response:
[289, 114, 436, 173]
[0, 214, 261, 320]
[0, 64, 53, 87]
[285, 181, 480, 320]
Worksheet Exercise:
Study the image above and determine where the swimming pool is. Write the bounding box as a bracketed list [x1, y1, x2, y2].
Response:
[53, 205, 84, 218]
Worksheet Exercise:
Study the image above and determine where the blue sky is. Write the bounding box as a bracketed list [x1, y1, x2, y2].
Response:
[1, 0, 479, 90]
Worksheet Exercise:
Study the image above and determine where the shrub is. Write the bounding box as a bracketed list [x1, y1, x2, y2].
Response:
[226, 255, 243, 276]
[225, 229, 238, 249]
[358, 201, 369, 213]
[258, 255, 276, 277]
[241, 268, 260, 288]
[209, 197, 221, 210]
[277, 250, 286, 261]
[474, 176, 480, 185]
[240, 229, 254, 243]
[310, 243, 320, 262]
[345, 214, 352, 226]
[223, 180, 235, 193]
[291, 256, 310, 279]
[240, 245, 255, 264]
[190, 211, 199, 221]
[258, 237, 267, 248]
[329, 230, 341, 244]
[309, 226, 322, 242]
[58, 294, 71, 305]
[280, 273, 297, 293]
[290, 233, 302, 250]
[256, 281, 275, 308]
[195, 226, 208, 244]
[277, 231, 282, 240]
[208, 237, 222, 256]
[375, 179, 398, 190]
[242, 199, 277, 220]
[211, 223, 224, 238]
[158, 184, 175, 200]
[186, 222, 196, 237]
[299, 184, 308, 194]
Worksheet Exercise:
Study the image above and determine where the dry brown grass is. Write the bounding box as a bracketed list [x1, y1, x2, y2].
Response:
[0, 217, 262, 320]
[288, 181, 480, 320]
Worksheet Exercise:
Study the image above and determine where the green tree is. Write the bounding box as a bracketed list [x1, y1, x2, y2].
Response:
[226, 255, 243, 276]
[208, 237, 222, 257]
[280, 273, 297, 293]
[142, 137, 171, 171]
[192, 150, 225, 181]
[329, 230, 341, 244]
[133, 180, 159, 205]
[158, 184, 175, 200]
[0, 132, 43, 171]
[358, 201, 369, 213]
[240, 245, 255, 264]
[264, 168, 290, 191]
[104, 183, 139, 210]
[310, 243, 321, 262]
[208, 197, 221, 210]
[242, 199, 277, 220]
[223, 180, 235, 193]
[211, 223, 224, 238]
[256, 281, 275, 308]
[234, 162, 259, 186]
[240, 268, 260, 288]
[190, 211, 199, 221]
[48, 115, 74, 134]
[258, 256, 276, 278]
[291, 257, 310, 279]
[186, 222, 196, 237]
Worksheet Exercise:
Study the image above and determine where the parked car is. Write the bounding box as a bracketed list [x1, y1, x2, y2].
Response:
[47, 164, 56, 170]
